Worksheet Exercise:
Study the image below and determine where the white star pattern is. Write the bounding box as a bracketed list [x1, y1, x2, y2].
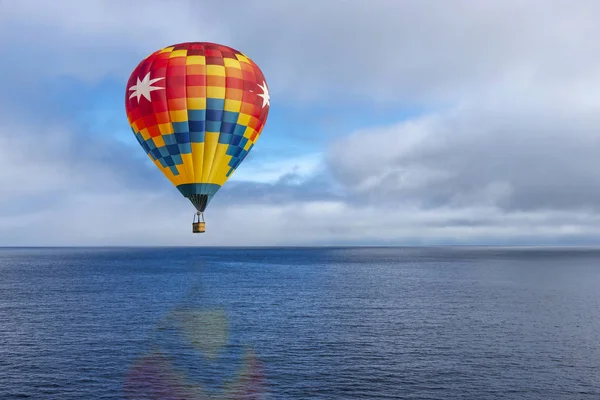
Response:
[256, 81, 270, 108]
[128, 72, 165, 102]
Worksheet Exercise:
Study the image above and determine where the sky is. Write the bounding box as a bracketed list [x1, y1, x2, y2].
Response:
[2, 0, 600, 246]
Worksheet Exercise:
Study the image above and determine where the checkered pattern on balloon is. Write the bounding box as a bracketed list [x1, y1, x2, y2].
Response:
[125, 42, 270, 233]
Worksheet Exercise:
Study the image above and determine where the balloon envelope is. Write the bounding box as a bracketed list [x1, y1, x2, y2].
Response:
[125, 42, 270, 212]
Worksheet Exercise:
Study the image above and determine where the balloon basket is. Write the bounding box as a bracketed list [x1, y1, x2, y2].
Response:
[192, 212, 206, 233]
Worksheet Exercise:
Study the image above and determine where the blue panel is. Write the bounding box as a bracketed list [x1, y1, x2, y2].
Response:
[171, 154, 183, 164]
[176, 183, 222, 196]
[141, 142, 151, 154]
[233, 124, 246, 136]
[206, 120, 221, 132]
[239, 137, 249, 148]
[173, 122, 188, 133]
[163, 155, 174, 167]
[218, 133, 233, 144]
[189, 120, 205, 132]
[190, 131, 205, 143]
[134, 131, 145, 143]
[222, 111, 239, 123]
[220, 122, 236, 134]
[175, 132, 191, 144]
[206, 98, 225, 111]
[146, 139, 156, 150]
[169, 166, 180, 175]
[226, 145, 237, 156]
[158, 146, 170, 157]
[178, 142, 192, 154]
[163, 134, 177, 145]
[206, 109, 223, 121]
[158, 157, 168, 168]
[167, 144, 179, 155]
[231, 135, 241, 146]
[188, 109, 206, 121]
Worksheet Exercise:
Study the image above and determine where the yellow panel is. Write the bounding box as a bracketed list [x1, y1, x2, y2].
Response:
[207, 143, 229, 183]
[175, 154, 194, 184]
[206, 86, 226, 98]
[243, 126, 256, 139]
[164, 162, 189, 187]
[170, 49, 187, 58]
[158, 123, 174, 135]
[173, 164, 185, 178]
[223, 58, 241, 69]
[201, 132, 219, 182]
[190, 144, 204, 183]
[153, 135, 166, 148]
[180, 153, 195, 183]
[237, 113, 251, 126]
[236, 54, 250, 64]
[213, 154, 235, 186]
[206, 65, 226, 77]
[187, 97, 206, 110]
[140, 128, 151, 141]
[186, 55, 206, 65]
[244, 139, 253, 151]
[158, 47, 174, 54]
[224, 100, 242, 113]
[169, 110, 188, 123]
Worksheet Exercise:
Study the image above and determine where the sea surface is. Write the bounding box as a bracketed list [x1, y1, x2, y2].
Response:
[1, 246, 600, 399]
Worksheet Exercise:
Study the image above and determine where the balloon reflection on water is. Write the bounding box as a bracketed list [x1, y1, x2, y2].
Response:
[124, 306, 266, 399]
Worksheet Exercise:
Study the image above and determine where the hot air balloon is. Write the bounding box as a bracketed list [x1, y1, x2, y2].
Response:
[125, 42, 270, 233]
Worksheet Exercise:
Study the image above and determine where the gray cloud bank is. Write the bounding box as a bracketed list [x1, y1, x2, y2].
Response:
[1, 0, 600, 245]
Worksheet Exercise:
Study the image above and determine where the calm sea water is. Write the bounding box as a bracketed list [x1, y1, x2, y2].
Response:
[1, 247, 600, 399]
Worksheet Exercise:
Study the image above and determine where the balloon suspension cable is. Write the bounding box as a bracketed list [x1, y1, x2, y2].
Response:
[193, 212, 205, 223]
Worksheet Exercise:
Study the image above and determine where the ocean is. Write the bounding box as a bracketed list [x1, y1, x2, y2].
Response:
[1, 247, 600, 399]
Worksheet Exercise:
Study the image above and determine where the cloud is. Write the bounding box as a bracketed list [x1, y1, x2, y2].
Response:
[229, 153, 324, 185]
[327, 90, 600, 213]
[0, 0, 209, 84]
[5, 0, 600, 104]
[2, 113, 599, 247]
[1, 108, 598, 247]
[2, 0, 600, 245]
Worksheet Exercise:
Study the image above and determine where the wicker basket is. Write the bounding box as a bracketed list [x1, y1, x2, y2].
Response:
[192, 221, 206, 233]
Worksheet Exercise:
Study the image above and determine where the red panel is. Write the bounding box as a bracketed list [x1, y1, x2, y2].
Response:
[165, 65, 186, 77]
[167, 56, 187, 66]
[206, 75, 225, 87]
[167, 98, 187, 110]
[186, 65, 206, 75]
[205, 56, 224, 66]
[155, 112, 170, 124]
[226, 77, 244, 90]
[147, 125, 161, 138]
[226, 88, 243, 102]
[166, 83, 186, 99]
[150, 94, 169, 113]
[187, 86, 206, 97]
[186, 75, 206, 86]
